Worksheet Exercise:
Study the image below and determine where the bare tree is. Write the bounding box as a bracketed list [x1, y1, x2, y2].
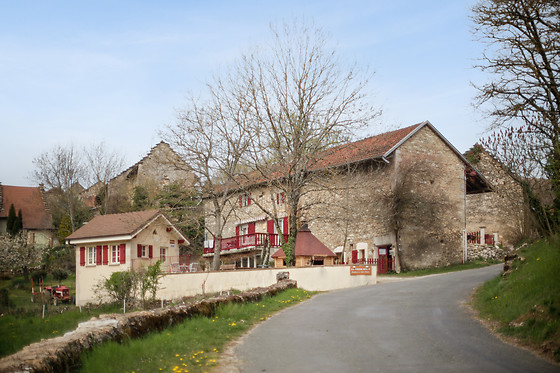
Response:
[84, 141, 126, 214]
[32, 145, 87, 231]
[472, 0, 560, 232]
[162, 97, 253, 271]
[210, 21, 380, 264]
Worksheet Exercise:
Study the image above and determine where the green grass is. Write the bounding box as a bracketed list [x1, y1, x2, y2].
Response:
[0, 273, 123, 358]
[381, 259, 499, 277]
[79, 288, 314, 373]
[473, 236, 560, 362]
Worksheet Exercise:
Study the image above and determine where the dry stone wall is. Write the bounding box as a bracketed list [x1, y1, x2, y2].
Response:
[0, 280, 296, 373]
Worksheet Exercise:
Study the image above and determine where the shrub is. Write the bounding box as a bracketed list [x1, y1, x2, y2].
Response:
[52, 268, 69, 282]
[99, 271, 134, 304]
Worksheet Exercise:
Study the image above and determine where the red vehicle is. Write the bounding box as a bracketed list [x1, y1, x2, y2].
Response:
[43, 285, 73, 305]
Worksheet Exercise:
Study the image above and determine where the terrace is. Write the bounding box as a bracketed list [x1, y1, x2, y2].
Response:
[203, 232, 289, 255]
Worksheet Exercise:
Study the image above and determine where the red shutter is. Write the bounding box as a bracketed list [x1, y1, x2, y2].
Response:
[96, 245, 102, 265]
[283, 217, 289, 235]
[248, 196, 251, 205]
[120, 243, 126, 264]
[352, 250, 358, 264]
[149, 245, 153, 258]
[79, 247, 85, 266]
[236, 225, 240, 237]
[248, 222, 255, 234]
[267, 220, 274, 234]
[137, 244, 142, 258]
[102, 245, 109, 265]
[239, 195, 242, 207]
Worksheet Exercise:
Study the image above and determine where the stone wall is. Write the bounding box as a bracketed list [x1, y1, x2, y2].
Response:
[0, 280, 297, 373]
[465, 147, 526, 247]
[467, 243, 507, 261]
[395, 126, 466, 269]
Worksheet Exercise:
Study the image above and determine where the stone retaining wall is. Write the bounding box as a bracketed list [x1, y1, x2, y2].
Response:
[467, 243, 507, 261]
[0, 280, 297, 373]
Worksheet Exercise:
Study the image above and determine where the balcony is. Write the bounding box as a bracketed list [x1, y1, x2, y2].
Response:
[203, 233, 289, 255]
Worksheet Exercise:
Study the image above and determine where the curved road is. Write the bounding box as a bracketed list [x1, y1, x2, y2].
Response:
[230, 265, 558, 372]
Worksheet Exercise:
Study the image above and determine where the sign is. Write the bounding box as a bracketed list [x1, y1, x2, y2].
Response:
[350, 265, 372, 276]
[379, 248, 387, 255]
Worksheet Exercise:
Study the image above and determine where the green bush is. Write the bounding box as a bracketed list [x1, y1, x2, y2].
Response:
[100, 271, 134, 304]
[52, 268, 69, 282]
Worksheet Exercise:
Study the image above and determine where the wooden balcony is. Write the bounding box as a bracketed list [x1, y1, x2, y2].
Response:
[203, 233, 289, 255]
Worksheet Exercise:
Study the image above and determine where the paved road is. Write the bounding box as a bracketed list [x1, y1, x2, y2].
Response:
[231, 265, 559, 372]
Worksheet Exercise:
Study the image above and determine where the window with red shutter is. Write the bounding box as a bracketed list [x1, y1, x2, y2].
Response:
[148, 245, 153, 258]
[96, 246, 102, 265]
[102, 245, 109, 265]
[120, 243, 126, 264]
[137, 244, 142, 258]
[80, 247, 85, 266]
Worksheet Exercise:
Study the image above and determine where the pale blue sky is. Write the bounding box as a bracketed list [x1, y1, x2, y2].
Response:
[1, 0, 489, 187]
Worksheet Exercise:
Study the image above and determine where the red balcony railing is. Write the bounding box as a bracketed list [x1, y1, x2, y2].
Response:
[203, 233, 289, 254]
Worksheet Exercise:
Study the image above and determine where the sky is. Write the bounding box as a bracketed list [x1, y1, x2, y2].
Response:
[1, 0, 491, 187]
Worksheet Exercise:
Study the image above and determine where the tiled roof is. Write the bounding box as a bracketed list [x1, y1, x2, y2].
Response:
[0, 185, 53, 230]
[311, 122, 423, 170]
[272, 225, 336, 258]
[66, 209, 161, 240]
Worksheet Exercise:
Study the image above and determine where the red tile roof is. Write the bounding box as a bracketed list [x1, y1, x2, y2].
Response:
[311, 123, 423, 170]
[0, 185, 53, 230]
[272, 225, 336, 258]
[66, 209, 161, 240]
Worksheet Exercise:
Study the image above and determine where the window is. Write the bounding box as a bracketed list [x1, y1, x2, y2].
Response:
[276, 192, 285, 204]
[160, 247, 166, 261]
[141, 245, 147, 258]
[87, 247, 96, 265]
[239, 194, 251, 207]
[110, 245, 119, 264]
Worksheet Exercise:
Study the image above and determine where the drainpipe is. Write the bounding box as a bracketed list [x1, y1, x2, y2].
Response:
[463, 171, 468, 263]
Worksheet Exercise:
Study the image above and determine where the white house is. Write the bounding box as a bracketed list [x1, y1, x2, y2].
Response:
[66, 209, 190, 306]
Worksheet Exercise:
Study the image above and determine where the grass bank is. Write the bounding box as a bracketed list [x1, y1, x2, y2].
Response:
[472, 237, 560, 362]
[0, 274, 123, 358]
[381, 259, 498, 277]
[79, 288, 314, 373]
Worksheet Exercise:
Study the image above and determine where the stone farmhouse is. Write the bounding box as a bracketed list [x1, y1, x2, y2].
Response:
[66, 209, 190, 306]
[203, 121, 491, 272]
[0, 183, 55, 247]
[82, 141, 197, 213]
[465, 144, 527, 247]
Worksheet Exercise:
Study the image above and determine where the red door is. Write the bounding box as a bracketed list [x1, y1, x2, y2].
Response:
[377, 245, 393, 274]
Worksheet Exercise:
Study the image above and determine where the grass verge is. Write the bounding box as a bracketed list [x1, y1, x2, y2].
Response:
[79, 288, 314, 373]
[381, 259, 498, 277]
[0, 302, 122, 358]
[472, 236, 560, 362]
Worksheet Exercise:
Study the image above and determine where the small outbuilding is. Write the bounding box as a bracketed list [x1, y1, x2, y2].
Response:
[272, 225, 336, 267]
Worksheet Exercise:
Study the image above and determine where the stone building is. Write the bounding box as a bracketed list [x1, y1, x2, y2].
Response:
[203, 121, 490, 271]
[0, 183, 55, 247]
[82, 141, 197, 213]
[464, 144, 527, 247]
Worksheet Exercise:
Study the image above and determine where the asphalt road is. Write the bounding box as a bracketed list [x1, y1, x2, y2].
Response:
[231, 265, 559, 372]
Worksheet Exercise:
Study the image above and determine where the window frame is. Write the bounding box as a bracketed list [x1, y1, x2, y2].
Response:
[87, 246, 96, 266]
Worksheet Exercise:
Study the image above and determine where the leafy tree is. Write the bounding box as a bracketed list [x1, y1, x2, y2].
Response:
[6, 204, 17, 236]
[15, 209, 23, 234]
[472, 0, 560, 233]
[132, 186, 151, 211]
[57, 214, 73, 244]
[0, 233, 43, 282]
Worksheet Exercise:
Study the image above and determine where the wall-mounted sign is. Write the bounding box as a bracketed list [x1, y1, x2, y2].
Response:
[350, 265, 372, 276]
[379, 248, 387, 255]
